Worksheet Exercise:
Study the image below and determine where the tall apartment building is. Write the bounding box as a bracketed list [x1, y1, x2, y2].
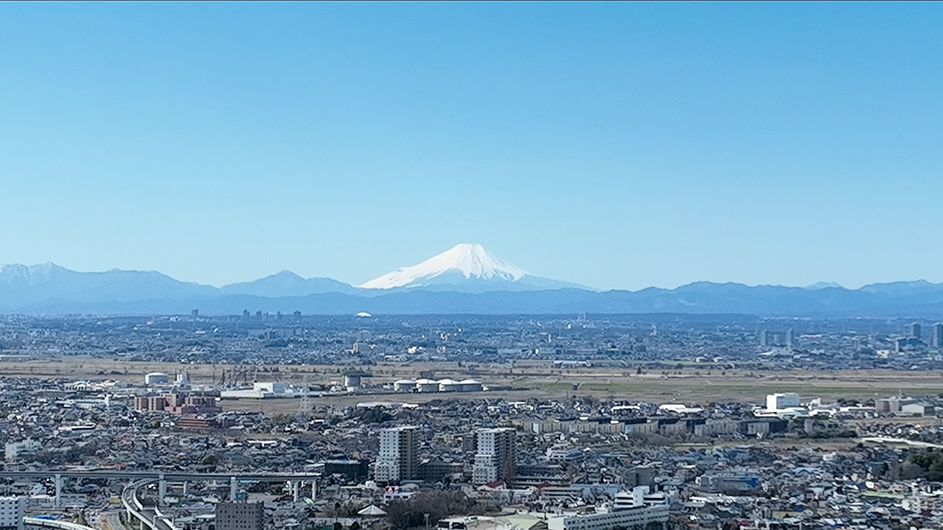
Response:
[0, 497, 25, 530]
[933, 322, 943, 348]
[375, 426, 419, 482]
[472, 428, 517, 485]
[215, 502, 263, 530]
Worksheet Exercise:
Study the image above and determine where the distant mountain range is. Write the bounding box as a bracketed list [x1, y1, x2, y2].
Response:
[3, 245, 943, 316]
[220, 271, 359, 297]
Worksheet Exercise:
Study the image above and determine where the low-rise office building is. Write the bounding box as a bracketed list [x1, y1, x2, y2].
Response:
[545, 488, 669, 530]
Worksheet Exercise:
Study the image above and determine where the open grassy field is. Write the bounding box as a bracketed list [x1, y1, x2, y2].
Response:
[2, 357, 942, 411]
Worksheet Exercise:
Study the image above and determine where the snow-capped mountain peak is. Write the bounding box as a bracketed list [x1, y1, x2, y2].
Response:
[0, 262, 68, 285]
[359, 243, 529, 290]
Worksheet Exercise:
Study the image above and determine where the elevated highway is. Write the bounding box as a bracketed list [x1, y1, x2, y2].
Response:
[121, 479, 176, 530]
[25, 516, 97, 530]
[0, 471, 320, 507]
[0, 471, 321, 481]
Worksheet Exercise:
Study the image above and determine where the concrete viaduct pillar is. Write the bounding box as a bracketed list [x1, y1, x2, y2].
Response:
[158, 474, 167, 506]
[54, 474, 62, 508]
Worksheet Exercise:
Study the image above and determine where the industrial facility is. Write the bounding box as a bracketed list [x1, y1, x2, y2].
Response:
[392, 378, 484, 393]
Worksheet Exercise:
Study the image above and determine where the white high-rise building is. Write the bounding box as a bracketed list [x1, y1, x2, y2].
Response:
[0, 497, 24, 530]
[766, 393, 800, 411]
[375, 426, 419, 482]
[472, 428, 517, 485]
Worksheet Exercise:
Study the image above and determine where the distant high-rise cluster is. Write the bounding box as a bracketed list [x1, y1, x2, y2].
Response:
[895, 321, 943, 352]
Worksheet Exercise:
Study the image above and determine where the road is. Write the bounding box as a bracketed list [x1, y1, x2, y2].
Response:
[97, 512, 124, 530]
[860, 436, 943, 449]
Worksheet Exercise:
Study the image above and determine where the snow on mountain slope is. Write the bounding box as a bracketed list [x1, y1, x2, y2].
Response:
[358, 243, 584, 292]
[0, 262, 216, 306]
[359, 244, 526, 289]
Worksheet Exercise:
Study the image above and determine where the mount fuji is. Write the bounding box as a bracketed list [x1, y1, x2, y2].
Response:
[359, 243, 586, 292]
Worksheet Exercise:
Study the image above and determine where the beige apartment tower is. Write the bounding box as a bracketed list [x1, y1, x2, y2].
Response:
[375, 426, 419, 482]
[472, 427, 517, 485]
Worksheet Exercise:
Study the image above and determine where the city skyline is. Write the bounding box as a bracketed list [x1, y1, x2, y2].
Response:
[2, 3, 942, 290]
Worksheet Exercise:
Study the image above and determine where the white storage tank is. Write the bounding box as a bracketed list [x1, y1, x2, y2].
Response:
[416, 379, 439, 393]
[393, 379, 417, 392]
[438, 379, 461, 392]
[144, 372, 169, 385]
[460, 379, 483, 392]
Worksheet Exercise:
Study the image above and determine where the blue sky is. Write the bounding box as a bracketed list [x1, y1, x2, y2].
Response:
[1, 3, 941, 290]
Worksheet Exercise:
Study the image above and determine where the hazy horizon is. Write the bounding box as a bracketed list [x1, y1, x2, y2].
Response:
[2, 3, 941, 290]
[1, 253, 937, 292]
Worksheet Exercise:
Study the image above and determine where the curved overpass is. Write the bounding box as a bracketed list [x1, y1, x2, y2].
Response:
[121, 480, 178, 530]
